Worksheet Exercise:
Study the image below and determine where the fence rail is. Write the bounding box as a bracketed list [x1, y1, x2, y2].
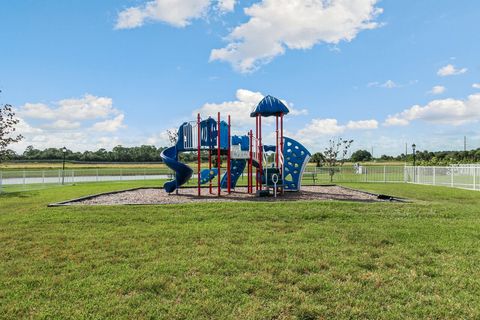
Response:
[1, 165, 479, 193]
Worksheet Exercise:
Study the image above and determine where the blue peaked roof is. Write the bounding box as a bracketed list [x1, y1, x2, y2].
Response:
[250, 95, 289, 117]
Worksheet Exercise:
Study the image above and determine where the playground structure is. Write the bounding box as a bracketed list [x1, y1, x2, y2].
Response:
[160, 95, 311, 197]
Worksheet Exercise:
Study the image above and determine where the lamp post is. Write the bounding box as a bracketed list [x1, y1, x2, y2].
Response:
[412, 144, 416, 166]
[412, 143, 416, 183]
[62, 147, 67, 185]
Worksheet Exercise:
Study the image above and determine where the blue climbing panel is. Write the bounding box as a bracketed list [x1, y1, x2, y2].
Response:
[221, 159, 247, 189]
[282, 137, 311, 191]
[199, 168, 218, 184]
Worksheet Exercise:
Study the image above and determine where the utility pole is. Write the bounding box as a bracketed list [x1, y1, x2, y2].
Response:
[464, 136, 467, 152]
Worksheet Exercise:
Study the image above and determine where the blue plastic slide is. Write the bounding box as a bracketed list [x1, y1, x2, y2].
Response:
[160, 146, 193, 193]
[221, 159, 247, 189]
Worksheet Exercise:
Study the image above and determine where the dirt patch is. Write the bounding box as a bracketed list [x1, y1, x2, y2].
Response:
[54, 185, 401, 206]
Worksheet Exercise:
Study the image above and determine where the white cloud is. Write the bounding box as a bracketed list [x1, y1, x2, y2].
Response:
[11, 94, 129, 152]
[384, 93, 480, 126]
[15, 117, 43, 134]
[428, 85, 446, 95]
[210, 0, 383, 72]
[19, 94, 119, 121]
[368, 80, 399, 89]
[294, 117, 378, 147]
[146, 129, 175, 147]
[44, 119, 82, 130]
[217, 0, 236, 12]
[380, 80, 398, 89]
[346, 119, 378, 130]
[473, 83, 480, 89]
[437, 64, 467, 77]
[91, 114, 126, 132]
[115, 0, 235, 29]
[194, 89, 308, 129]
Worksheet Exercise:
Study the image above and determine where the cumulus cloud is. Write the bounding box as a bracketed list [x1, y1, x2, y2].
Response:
[384, 93, 480, 126]
[210, 0, 383, 72]
[194, 89, 308, 129]
[91, 114, 127, 132]
[115, 0, 235, 29]
[437, 64, 467, 77]
[146, 129, 175, 147]
[12, 94, 128, 152]
[428, 85, 446, 95]
[217, 0, 236, 12]
[473, 83, 480, 89]
[294, 117, 378, 146]
[346, 119, 378, 130]
[44, 119, 82, 130]
[18, 94, 119, 121]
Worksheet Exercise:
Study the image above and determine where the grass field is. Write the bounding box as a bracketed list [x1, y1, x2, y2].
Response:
[1, 181, 479, 319]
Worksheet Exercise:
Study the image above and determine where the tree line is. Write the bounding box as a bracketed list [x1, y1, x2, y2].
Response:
[4, 145, 228, 163]
[310, 148, 480, 166]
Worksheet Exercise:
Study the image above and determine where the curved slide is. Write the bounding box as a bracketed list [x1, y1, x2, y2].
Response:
[160, 146, 193, 193]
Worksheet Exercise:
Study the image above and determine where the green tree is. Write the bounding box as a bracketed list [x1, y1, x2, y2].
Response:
[351, 149, 372, 162]
[0, 94, 23, 161]
[323, 138, 354, 182]
[310, 152, 325, 167]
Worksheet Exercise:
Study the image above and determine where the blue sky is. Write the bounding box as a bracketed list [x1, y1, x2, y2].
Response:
[1, 0, 479, 156]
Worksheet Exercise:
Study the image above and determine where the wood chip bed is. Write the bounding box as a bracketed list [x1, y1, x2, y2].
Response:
[57, 186, 397, 206]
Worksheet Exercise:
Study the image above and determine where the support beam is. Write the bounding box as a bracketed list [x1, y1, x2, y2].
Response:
[255, 115, 259, 191]
[275, 115, 279, 168]
[259, 115, 262, 191]
[217, 112, 221, 196]
[197, 113, 201, 196]
[227, 115, 231, 194]
[280, 112, 284, 194]
[249, 129, 253, 193]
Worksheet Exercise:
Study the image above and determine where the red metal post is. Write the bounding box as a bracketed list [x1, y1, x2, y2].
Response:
[217, 112, 221, 196]
[280, 113, 284, 194]
[275, 115, 279, 168]
[209, 149, 212, 194]
[255, 115, 259, 191]
[249, 129, 253, 193]
[259, 115, 262, 191]
[227, 115, 231, 194]
[197, 113, 201, 196]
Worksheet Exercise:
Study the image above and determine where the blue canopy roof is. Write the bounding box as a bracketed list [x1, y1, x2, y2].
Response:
[250, 95, 289, 117]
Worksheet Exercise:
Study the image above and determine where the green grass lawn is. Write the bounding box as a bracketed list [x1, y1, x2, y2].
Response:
[1, 181, 480, 319]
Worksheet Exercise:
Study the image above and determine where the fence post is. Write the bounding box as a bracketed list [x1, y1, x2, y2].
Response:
[96, 169, 99, 182]
[120, 168, 123, 181]
[72, 170, 74, 183]
[451, 168, 454, 187]
[0, 172, 2, 193]
[383, 166, 386, 183]
[433, 167, 436, 186]
[473, 167, 477, 191]
[144, 168, 146, 180]
[23, 170, 26, 186]
[365, 167, 368, 183]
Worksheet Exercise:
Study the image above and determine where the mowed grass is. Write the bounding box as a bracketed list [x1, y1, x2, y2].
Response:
[1, 182, 480, 319]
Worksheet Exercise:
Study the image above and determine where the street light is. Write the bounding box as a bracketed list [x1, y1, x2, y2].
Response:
[62, 147, 67, 185]
[412, 143, 416, 183]
[411, 144, 416, 166]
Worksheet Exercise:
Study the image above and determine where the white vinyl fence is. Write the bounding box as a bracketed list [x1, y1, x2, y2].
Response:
[1, 165, 479, 193]
[404, 166, 479, 191]
[0, 168, 174, 192]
